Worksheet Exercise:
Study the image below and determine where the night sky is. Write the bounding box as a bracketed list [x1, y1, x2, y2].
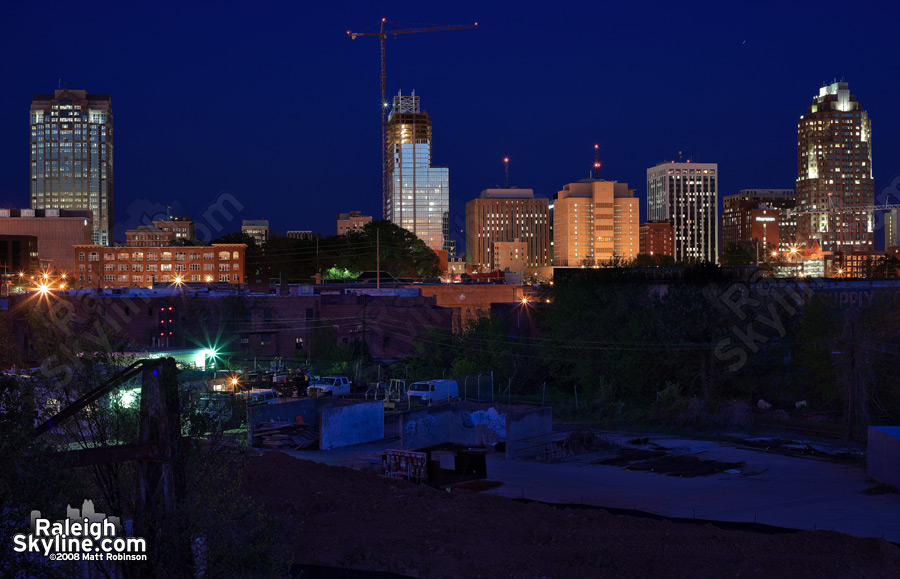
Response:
[1, 1, 899, 250]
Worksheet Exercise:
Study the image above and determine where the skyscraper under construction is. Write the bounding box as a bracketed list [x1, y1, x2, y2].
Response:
[385, 90, 451, 254]
[796, 81, 873, 252]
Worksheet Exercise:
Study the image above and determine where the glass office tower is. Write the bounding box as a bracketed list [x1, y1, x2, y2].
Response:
[385, 91, 450, 254]
[30, 90, 113, 246]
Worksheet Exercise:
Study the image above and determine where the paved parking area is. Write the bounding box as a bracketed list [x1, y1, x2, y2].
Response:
[284, 433, 900, 542]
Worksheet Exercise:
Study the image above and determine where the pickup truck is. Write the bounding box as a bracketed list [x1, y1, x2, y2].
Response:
[307, 376, 351, 398]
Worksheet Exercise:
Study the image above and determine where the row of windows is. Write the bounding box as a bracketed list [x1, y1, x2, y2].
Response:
[79, 250, 239, 261]
[98, 274, 239, 283]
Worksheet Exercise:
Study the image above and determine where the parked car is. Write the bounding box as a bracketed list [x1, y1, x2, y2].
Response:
[407, 380, 458, 405]
[307, 376, 351, 398]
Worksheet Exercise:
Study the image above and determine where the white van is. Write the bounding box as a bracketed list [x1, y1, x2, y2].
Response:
[407, 380, 458, 405]
[235, 389, 279, 405]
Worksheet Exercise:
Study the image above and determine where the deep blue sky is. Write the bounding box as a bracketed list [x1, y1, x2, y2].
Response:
[1, 1, 899, 250]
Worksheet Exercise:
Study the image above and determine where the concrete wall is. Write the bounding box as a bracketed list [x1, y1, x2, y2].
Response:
[868, 426, 900, 489]
[506, 406, 553, 459]
[401, 402, 537, 451]
[319, 401, 384, 450]
[248, 397, 358, 427]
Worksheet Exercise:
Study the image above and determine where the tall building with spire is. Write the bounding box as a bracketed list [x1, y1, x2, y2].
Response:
[796, 81, 873, 252]
[385, 90, 451, 254]
[30, 90, 113, 246]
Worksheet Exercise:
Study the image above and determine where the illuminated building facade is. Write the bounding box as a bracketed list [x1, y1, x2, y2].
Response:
[465, 188, 550, 271]
[647, 161, 718, 263]
[796, 81, 873, 252]
[72, 243, 246, 288]
[553, 179, 639, 266]
[337, 211, 372, 235]
[30, 90, 113, 246]
[385, 91, 451, 254]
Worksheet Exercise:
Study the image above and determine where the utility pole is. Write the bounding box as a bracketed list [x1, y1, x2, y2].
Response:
[376, 228, 380, 289]
[592, 144, 600, 179]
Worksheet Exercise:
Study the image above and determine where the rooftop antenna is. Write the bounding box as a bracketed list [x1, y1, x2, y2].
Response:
[503, 156, 510, 188]
[678, 150, 683, 162]
[592, 144, 601, 179]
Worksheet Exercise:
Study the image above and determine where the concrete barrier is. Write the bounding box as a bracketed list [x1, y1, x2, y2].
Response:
[506, 406, 553, 459]
[400, 402, 550, 457]
[249, 398, 322, 427]
[319, 401, 385, 450]
[868, 426, 900, 488]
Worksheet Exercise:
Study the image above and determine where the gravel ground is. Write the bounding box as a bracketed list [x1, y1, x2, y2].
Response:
[242, 451, 900, 578]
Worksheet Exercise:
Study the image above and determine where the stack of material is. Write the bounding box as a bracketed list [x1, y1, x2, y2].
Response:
[253, 421, 318, 450]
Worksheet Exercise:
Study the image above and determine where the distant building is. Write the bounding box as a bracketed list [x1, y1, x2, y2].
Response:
[553, 179, 639, 266]
[0, 235, 40, 282]
[723, 189, 796, 250]
[125, 225, 175, 247]
[639, 221, 674, 257]
[493, 238, 528, 277]
[287, 230, 315, 241]
[336, 212, 372, 236]
[0, 208, 93, 273]
[242, 220, 269, 247]
[153, 216, 196, 242]
[73, 244, 246, 288]
[885, 209, 899, 249]
[721, 202, 781, 256]
[465, 188, 550, 272]
[30, 90, 113, 245]
[447, 257, 467, 275]
[825, 250, 889, 278]
[385, 90, 451, 253]
[647, 161, 718, 263]
[796, 81, 873, 252]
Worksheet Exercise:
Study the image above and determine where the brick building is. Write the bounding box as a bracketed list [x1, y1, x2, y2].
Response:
[720, 202, 781, 254]
[0, 208, 93, 273]
[72, 243, 246, 287]
[5, 287, 453, 363]
[639, 221, 674, 257]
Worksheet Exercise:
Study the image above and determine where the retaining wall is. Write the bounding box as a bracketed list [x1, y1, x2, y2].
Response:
[868, 426, 900, 489]
[319, 401, 385, 450]
[506, 406, 553, 459]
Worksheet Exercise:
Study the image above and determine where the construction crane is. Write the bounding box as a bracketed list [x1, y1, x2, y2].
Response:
[347, 19, 478, 218]
[788, 194, 895, 253]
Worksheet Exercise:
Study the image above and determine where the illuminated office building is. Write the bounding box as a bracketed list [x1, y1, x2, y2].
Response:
[385, 91, 451, 254]
[647, 161, 718, 263]
[796, 81, 873, 252]
[30, 90, 113, 246]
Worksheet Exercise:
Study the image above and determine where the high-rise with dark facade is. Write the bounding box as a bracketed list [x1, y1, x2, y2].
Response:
[647, 161, 718, 263]
[796, 81, 873, 252]
[385, 90, 450, 254]
[30, 90, 113, 246]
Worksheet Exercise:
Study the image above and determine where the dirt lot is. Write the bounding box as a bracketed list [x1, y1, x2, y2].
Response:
[242, 451, 900, 578]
